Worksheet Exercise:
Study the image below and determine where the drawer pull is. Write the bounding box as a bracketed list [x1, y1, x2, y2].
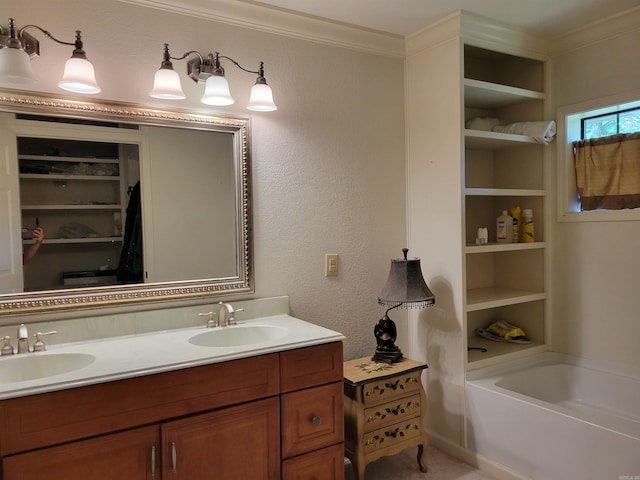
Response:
[312, 416, 322, 426]
[151, 445, 156, 477]
[171, 442, 177, 474]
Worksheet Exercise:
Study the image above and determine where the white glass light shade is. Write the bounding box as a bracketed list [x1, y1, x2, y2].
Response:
[149, 68, 186, 99]
[58, 57, 101, 94]
[0, 47, 36, 88]
[247, 83, 277, 111]
[200, 75, 234, 106]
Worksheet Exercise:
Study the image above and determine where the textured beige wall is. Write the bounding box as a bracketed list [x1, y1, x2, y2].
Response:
[550, 22, 640, 372]
[7, 0, 407, 360]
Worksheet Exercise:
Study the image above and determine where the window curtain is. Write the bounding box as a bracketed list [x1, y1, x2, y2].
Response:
[573, 132, 640, 210]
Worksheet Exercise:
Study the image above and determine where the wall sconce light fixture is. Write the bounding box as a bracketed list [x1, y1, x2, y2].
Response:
[150, 44, 277, 112]
[0, 18, 100, 94]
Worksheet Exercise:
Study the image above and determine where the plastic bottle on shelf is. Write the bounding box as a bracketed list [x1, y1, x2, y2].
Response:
[510, 206, 521, 243]
[496, 210, 513, 244]
[522, 209, 535, 242]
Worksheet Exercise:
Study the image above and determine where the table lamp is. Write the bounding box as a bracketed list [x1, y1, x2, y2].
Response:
[374, 248, 435, 363]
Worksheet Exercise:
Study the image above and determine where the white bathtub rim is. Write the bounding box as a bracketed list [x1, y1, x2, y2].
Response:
[465, 351, 640, 441]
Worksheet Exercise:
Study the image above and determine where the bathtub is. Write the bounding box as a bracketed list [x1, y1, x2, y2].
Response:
[465, 352, 640, 479]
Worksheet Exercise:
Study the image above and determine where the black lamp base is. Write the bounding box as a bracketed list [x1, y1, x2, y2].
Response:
[372, 347, 403, 364]
[372, 314, 403, 364]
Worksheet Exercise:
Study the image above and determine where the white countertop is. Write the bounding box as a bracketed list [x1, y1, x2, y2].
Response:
[0, 314, 344, 400]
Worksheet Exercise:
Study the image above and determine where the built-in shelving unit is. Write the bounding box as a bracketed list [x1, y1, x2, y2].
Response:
[463, 45, 548, 369]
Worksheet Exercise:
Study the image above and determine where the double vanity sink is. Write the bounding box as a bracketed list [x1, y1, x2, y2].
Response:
[0, 309, 344, 399]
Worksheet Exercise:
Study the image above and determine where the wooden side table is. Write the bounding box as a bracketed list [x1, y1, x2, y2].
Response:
[343, 357, 428, 480]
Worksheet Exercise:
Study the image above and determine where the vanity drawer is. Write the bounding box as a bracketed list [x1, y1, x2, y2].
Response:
[362, 371, 422, 405]
[281, 443, 345, 480]
[281, 381, 344, 459]
[364, 393, 422, 432]
[280, 341, 342, 393]
[363, 419, 423, 455]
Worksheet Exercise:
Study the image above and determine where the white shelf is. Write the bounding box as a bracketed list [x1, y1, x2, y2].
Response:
[464, 129, 538, 149]
[465, 187, 545, 197]
[465, 242, 545, 254]
[464, 78, 545, 109]
[20, 174, 120, 181]
[466, 287, 546, 311]
[22, 204, 121, 210]
[18, 154, 119, 164]
[466, 339, 547, 370]
[23, 237, 123, 245]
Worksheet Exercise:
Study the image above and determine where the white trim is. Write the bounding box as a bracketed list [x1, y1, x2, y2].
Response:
[552, 6, 640, 55]
[117, 0, 405, 58]
[556, 89, 640, 222]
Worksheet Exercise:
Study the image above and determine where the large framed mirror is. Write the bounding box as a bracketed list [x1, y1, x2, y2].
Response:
[0, 91, 252, 315]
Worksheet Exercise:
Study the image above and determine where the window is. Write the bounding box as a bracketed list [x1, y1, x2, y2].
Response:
[557, 92, 640, 222]
[582, 107, 640, 139]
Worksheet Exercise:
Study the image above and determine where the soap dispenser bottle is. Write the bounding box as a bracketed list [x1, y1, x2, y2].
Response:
[496, 210, 513, 244]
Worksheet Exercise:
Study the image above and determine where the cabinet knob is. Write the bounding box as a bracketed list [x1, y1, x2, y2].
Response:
[312, 416, 322, 427]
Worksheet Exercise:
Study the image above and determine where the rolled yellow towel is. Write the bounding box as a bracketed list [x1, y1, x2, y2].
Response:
[486, 320, 527, 341]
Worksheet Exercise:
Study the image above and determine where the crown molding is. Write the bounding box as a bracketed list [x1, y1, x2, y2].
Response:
[551, 6, 640, 55]
[117, 0, 405, 58]
[406, 10, 550, 60]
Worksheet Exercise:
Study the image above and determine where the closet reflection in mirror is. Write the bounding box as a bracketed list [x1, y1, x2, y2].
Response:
[7, 113, 237, 293]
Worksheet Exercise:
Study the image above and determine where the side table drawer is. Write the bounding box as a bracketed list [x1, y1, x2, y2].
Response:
[363, 419, 423, 454]
[281, 382, 344, 458]
[362, 371, 422, 405]
[364, 393, 422, 432]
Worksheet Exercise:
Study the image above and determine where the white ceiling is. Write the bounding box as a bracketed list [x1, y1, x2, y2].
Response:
[235, 0, 640, 37]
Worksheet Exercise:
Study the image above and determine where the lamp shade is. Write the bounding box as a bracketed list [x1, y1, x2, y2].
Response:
[247, 83, 277, 111]
[0, 46, 36, 88]
[200, 74, 234, 106]
[150, 68, 186, 99]
[378, 248, 435, 308]
[58, 57, 101, 94]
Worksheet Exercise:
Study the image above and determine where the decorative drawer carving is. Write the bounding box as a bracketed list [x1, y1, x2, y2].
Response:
[364, 394, 421, 432]
[362, 372, 421, 405]
[363, 420, 422, 454]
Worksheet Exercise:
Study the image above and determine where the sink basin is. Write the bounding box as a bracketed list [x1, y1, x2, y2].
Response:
[189, 325, 288, 348]
[0, 353, 96, 384]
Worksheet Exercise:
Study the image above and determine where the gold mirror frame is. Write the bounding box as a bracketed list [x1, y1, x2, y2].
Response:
[0, 91, 253, 315]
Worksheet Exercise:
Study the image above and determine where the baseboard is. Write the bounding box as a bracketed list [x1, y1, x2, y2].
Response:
[426, 430, 531, 480]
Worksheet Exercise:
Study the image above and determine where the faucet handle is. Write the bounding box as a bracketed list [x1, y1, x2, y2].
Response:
[227, 308, 244, 326]
[1, 336, 14, 356]
[199, 311, 218, 328]
[32, 331, 57, 352]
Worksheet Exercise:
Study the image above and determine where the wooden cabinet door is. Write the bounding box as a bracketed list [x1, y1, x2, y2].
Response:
[2, 425, 159, 480]
[162, 396, 280, 480]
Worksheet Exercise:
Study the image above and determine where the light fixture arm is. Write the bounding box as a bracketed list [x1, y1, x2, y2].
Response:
[18, 23, 78, 48]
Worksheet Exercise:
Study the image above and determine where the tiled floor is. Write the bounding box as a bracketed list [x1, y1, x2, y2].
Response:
[344, 445, 497, 480]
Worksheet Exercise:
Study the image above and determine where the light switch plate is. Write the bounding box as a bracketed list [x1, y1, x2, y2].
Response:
[325, 254, 339, 277]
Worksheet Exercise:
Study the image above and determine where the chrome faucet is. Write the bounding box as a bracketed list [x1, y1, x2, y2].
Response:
[17, 324, 29, 354]
[199, 302, 243, 328]
[217, 302, 236, 327]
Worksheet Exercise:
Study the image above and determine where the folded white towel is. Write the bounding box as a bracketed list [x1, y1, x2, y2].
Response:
[492, 121, 556, 145]
[465, 117, 501, 131]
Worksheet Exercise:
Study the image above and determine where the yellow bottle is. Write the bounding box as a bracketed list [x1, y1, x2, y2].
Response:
[522, 209, 535, 242]
[510, 206, 521, 243]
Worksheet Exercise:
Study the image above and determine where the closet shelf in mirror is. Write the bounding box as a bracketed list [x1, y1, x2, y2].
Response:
[19, 174, 121, 181]
[18, 155, 120, 163]
[23, 237, 123, 245]
[21, 205, 122, 210]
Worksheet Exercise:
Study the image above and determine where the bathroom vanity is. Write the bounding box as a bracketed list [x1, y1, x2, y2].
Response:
[0, 299, 345, 480]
